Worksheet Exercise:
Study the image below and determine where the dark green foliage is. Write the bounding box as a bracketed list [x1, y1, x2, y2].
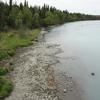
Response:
[0, 66, 13, 99]
[8, 6, 19, 28]
[0, 1, 100, 31]
[0, 77, 13, 99]
[15, 10, 23, 28]
[0, 51, 9, 60]
[24, 0, 28, 7]
[9, 0, 12, 10]
[0, 68, 8, 76]
[20, 3, 23, 10]
[0, 1, 9, 31]
[22, 7, 32, 28]
[32, 13, 41, 28]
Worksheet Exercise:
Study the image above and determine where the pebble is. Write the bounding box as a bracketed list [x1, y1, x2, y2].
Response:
[63, 89, 67, 93]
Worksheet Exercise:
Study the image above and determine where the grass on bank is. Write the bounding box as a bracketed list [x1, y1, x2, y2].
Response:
[0, 76, 13, 99]
[0, 29, 40, 99]
[0, 67, 8, 76]
[0, 67, 13, 99]
[0, 29, 40, 60]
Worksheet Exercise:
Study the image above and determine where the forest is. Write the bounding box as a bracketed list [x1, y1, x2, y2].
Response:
[0, 0, 100, 31]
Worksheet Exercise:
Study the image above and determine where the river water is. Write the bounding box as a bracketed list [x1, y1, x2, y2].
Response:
[44, 21, 100, 100]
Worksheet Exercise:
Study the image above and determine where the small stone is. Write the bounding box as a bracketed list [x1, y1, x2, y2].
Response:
[35, 39, 38, 42]
[9, 62, 13, 65]
[63, 89, 67, 93]
[69, 88, 73, 91]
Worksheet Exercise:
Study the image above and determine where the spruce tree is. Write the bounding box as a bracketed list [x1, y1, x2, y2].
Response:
[9, 0, 12, 10]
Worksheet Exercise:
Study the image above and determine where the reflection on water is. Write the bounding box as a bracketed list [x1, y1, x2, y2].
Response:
[45, 21, 100, 100]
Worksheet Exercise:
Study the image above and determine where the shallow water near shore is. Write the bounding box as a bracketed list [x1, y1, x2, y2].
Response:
[44, 20, 100, 100]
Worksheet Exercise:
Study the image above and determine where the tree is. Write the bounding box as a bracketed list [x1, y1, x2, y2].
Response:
[24, 0, 28, 7]
[20, 3, 23, 10]
[15, 11, 23, 28]
[0, 1, 100, 31]
[8, 6, 19, 28]
[0, 1, 9, 31]
[9, 0, 12, 10]
[32, 13, 40, 28]
[22, 7, 32, 28]
[44, 11, 54, 26]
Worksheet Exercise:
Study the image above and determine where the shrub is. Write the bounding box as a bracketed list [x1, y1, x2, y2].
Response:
[0, 67, 8, 76]
[0, 77, 13, 99]
[0, 50, 8, 60]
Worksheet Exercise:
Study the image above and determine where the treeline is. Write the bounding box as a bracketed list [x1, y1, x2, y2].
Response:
[0, 0, 100, 31]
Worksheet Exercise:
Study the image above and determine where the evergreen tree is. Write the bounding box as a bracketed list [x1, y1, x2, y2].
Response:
[9, 0, 12, 10]
[24, 0, 28, 7]
[20, 3, 23, 10]
[0, 1, 99, 31]
[32, 13, 40, 28]
[22, 7, 32, 28]
[15, 10, 23, 28]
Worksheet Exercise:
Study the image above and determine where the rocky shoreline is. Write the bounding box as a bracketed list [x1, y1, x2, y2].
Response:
[5, 43, 62, 100]
[4, 29, 82, 100]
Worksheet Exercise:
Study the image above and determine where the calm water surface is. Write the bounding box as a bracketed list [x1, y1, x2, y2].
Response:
[45, 21, 100, 100]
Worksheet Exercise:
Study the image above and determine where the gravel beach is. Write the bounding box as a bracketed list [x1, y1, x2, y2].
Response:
[5, 43, 62, 100]
[4, 28, 83, 100]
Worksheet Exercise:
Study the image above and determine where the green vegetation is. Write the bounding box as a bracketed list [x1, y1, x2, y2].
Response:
[0, 67, 8, 76]
[0, 0, 100, 31]
[0, 67, 13, 99]
[0, 76, 13, 99]
[0, 29, 40, 60]
[0, 2, 41, 97]
[0, 29, 40, 99]
[0, 0, 100, 99]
